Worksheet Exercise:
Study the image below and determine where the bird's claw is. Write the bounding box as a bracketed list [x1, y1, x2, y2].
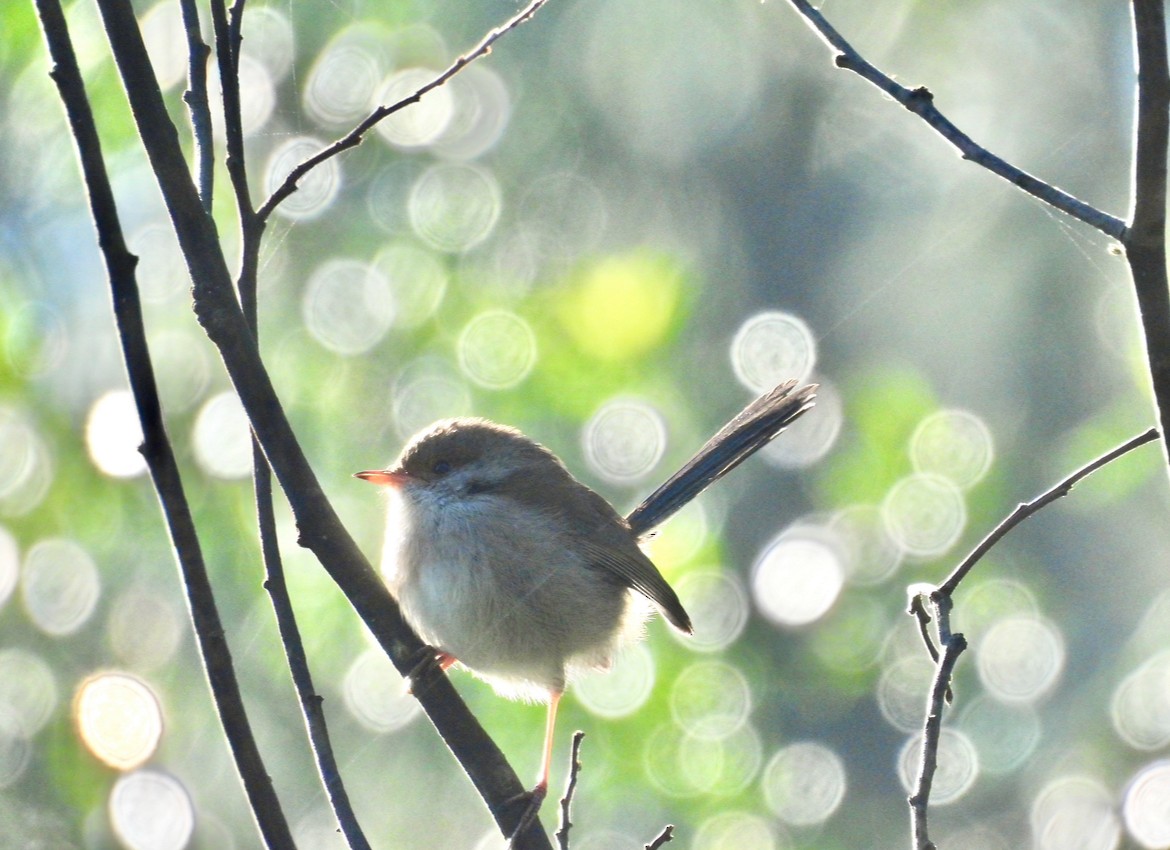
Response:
[405, 645, 455, 696]
[506, 783, 547, 847]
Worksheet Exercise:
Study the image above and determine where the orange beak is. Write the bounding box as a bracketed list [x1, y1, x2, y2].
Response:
[353, 469, 410, 487]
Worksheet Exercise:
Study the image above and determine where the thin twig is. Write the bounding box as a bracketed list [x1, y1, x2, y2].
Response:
[177, 0, 214, 208]
[938, 428, 1158, 596]
[35, 2, 294, 847]
[1123, 0, 1170, 468]
[256, 0, 549, 221]
[645, 825, 675, 850]
[87, 1, 551, 845]
[210, 0, 254, 223]
[907, 596, 965, 850]
[555, 732, 586, 850]
[785, 0, 1126, 240]
[908, 428, 1158, 847]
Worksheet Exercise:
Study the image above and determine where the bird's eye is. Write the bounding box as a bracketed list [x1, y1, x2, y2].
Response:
[432, 460, 451, 475]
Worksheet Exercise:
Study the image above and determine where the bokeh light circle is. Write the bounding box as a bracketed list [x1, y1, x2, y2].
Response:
[575, 644, 655, 719]
[1031, 775, 1120, 850]
[881, 473, 966, 559]
[0, 648, 58, 736]
[0, 712, 30, 789]
[670, 660, 751, 740]
[762, 380, 842, 469]
[86, 390, 147, 479]
[897, 728, 979, 804]
[371, 242, 448, 329]
[139, 1, 186, 90]
[0, 526, 19, 612]
[302, 259, 394, 356]
[730, 311, 816, 392]
[129, 222, 187, 305]
[342, 648, 421, 733]
[829, 504, 903, 586]
[1123, 761, 1170, 848]
[1111, 651, 1170, 750]
[108, 589, 183, 672]
[149, 330, 212, 415]
[692, 810, 779, 850]
[375, 68, 455, 148]
[239, 6, 294, 81]
[762, 740, 847, 826]
[0, 405, 52, 518]
[193, 392, 253, 480]
[391, 359, 473, 440]
[21, 537, 101, 636]
[75, 673, 163, 771]
[671, 570, 749, 653]
[582, 398, 666, 484]
[877, 653, 937, 732]
[751, 526, 844, 628]
[910, 408, 994, 489]
[408, 163, 501, 252]
[304, 39, 383, 128]
[958, 695, 1040, 774]
[109, 769, 194, 850]
[434, 65, 512, 159]
[976, 615, 1065, 703]
[265, 136, 341, 220]
[456, 310, 537, 389]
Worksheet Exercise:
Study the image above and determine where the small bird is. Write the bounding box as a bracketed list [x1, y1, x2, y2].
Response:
[355, 379, 815, 811]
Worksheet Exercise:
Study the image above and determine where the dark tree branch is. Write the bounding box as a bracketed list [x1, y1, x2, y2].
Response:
[1122, 0, 1170, 466]
[34, 2, 294, 847]
[177, 0, 214, 208]
[785, 0, 1126, 240]
[87, 1, 551, 845]
[938, 428, 1158, 597]
[908, 428, 1158, 847]
[256, 0, 549, 222]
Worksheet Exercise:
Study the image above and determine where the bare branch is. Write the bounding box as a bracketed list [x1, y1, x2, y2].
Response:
[555, 732, 586, 850]
[178, 0, 214, 208]
[785, 0, 1126, 240]
[907, 594, 966, 850]
[256, 0, 549, 222]
[1123, 0, 1170, 467]
[645, 825, 675, 850]
[938, 428, 1158, 597]
[86, 1, 552, 845]
[35, 2, 294, 846]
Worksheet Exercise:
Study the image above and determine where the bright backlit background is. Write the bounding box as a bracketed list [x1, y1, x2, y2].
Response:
[2, 1, 1169, 849]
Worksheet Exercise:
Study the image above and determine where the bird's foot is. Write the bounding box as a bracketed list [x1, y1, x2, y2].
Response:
[506, 782, 547, 847]
[405, 645, 456, 696]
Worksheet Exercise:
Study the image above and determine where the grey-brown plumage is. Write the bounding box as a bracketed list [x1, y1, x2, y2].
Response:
[355, 379, 815, 791]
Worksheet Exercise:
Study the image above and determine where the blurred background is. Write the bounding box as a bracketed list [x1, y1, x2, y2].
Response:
[2, 1, 1169, 848]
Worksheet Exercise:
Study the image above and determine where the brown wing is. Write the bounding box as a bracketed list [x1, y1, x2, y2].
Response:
[567, 486, 693, 634]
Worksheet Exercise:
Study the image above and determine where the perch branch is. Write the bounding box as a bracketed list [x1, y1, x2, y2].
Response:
[88, 0, 551, 845]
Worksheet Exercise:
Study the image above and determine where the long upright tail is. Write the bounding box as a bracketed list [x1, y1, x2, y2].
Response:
[625, 380, 817, 537]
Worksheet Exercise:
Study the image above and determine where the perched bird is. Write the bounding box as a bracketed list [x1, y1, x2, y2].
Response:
[355, 379, 816, 809]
